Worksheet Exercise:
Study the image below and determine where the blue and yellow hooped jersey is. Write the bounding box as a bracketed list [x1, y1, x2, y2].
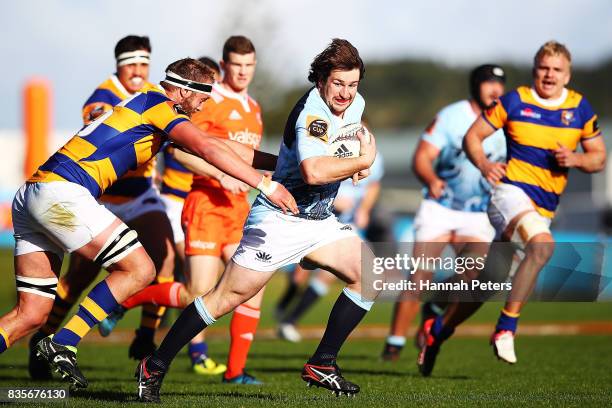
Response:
[82, 75, 158, 203]
[30, 88, 189, 198]
[484, 86, 601, 218]
[160, 148, 193, 202]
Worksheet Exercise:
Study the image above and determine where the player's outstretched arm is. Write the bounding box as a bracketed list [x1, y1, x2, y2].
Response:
[172, 146, 224, 178]
[301, 132, 377, 185]
[220, 139, 278, 171]
[463, 116, 506, 185]
[169, 121, 298, 213]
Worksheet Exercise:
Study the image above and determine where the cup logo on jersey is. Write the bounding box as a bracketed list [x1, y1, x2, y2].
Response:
[561, 110, 575, 126]
[307, 115, 329, 142]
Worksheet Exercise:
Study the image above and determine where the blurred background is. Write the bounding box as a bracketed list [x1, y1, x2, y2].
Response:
[1, 0, 611, 252]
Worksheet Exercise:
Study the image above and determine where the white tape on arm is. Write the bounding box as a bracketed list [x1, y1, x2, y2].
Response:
[257, 176, 278, 197]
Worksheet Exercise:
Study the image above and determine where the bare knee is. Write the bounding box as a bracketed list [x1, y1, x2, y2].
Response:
[341, 263, 361, 286]
[525, 235, 555, 266]
[131, 257, 156, 289]
[19, 299, 53, 332]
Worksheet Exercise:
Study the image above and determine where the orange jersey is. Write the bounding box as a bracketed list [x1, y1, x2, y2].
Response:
[190, 83, 263, 198]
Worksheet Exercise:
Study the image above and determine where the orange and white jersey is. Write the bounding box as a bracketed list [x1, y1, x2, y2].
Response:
[190, 83, 263, 194]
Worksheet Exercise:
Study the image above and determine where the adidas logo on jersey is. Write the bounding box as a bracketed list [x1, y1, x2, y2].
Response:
[229, 110, 243, 120]
[255, 251, 272, 262]
[333, 144, 353, 158]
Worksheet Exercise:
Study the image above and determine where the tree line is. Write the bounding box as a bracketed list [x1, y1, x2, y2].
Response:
[259, 58, 612, 136]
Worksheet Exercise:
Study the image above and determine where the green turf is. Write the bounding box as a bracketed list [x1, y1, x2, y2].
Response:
[1, 249, 611, 406]
[1, 337, 611, 407]
[1, 249, 611, 332]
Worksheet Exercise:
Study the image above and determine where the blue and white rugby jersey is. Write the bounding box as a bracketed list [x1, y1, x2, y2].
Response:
[336, 153, 384, 225]
[421, 100, 506, 212]
[255, 87, 365, 219]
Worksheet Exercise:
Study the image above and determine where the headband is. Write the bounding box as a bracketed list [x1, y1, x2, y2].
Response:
[163, 71, 212, 94]
[116, 50, 151, 67]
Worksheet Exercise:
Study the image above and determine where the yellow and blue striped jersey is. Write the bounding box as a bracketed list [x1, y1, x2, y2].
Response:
[160, 148, 193, 202]
[484, 86, 601, 218]
[29, 88, 189, 198]
[82, 75, 158, 203]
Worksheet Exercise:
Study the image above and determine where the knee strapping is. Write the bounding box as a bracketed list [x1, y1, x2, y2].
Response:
[15, 276, 58, 299]
[511, 212, 550, 249]
[94, 224, 141, 268]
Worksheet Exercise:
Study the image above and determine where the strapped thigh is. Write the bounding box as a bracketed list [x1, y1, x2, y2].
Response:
[94, 224, 141, 268]
[15, 276, 58, 299]
[511, 211, 551, 249]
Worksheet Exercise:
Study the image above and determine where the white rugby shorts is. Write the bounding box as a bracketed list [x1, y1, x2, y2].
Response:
[232, 205, 358, 272]
[414, 199, 495, 242]
[12, 182, 117, 257]
[160, 194, 185, 244]
[487, 183, 551, 239]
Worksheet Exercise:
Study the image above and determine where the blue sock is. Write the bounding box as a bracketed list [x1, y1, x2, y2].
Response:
[495, 310, 519, 333]
[0, 327, 9, 353]
[188, 341, 208, 364]
[54, 280, 118, 347]
[431, 315, 454, 342]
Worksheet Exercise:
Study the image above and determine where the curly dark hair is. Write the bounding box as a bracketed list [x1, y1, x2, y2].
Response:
[308, 39, 365, 85]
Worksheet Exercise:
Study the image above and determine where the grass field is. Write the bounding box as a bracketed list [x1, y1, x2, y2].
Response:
[1, 337, 611, 407]
[1, 249, 611, 406]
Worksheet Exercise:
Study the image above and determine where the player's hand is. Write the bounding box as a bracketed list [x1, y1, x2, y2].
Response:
[220, 174, 250, 194]
[268, 184, 298, 215]
[86, 106, 106, 124]
[480, 161, 507, 185]
[427, 178, 446, 199]
[553, 142, 580, 168]
[351, 168, 370, 186]
[258, 175, 298, 214]
[358, 131, 377, 168]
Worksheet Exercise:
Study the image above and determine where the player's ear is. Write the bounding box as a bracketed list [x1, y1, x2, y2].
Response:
[179, 88, 190, 99]
[564, 71, 571, 86]
[316, 79, 324, 92]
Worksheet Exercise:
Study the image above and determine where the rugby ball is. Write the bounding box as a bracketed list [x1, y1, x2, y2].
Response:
[327, 123, 370, 159]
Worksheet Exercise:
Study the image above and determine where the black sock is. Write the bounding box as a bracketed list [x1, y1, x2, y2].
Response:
[136, 327, 155, 341]
[283, 286, 321, 325]
[309, 292, 368, 365]
[149, 302, 207, 371]
[277, 281, 299, 314]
